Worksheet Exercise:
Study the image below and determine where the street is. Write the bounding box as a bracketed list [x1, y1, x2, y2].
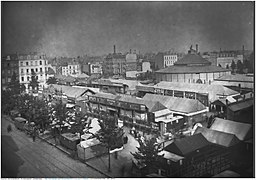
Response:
[1, 115, 107, 178]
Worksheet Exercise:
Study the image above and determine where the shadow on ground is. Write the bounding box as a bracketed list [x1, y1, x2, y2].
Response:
[1, 135, 24, 178]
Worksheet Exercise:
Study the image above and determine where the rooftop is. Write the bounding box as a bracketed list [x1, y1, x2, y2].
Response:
[164, 133, 210, 156]
[174, 53, 211, 66]
[228, 99, 253, 112]
[194, 126, 240, 147]
[142, 94, 206, 114]
[210, 118, 252, 141]
[214, 74, 254, 82]
[156, 65, 231, 74]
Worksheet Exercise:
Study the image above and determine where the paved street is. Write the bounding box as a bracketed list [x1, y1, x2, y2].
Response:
[1, 115, 106, 178]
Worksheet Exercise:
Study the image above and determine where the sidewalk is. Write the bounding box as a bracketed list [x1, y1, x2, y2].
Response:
[86, 127, 140, 177]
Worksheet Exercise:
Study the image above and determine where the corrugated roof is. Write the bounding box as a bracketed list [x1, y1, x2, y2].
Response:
[211, 80, 254, 89]
[106, 79, 143, 91]
[210, 118, 252, 141]
[164, 133, 210, 156]
[228, 99, 253, 112]
[142, 94, 206, 114]
[174, 53, 211, 66]
[194, 127, 240, 147]
[154, 81, 239, 102]
[156, 65, 231, 74]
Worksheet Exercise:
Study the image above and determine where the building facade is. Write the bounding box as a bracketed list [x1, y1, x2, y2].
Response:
[61, 62, 81, 77]
[217, 51, 243, 68]
[103, 45, 126, 76]
[126, 50, 138, 71]
[1, 54, 19, 89]
[18, 53, 49, 90]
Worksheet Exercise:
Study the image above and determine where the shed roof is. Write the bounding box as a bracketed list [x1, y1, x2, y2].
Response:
[228, 99, 253, 112]
[142, 94, 206, 114]
[154, 81, 238, 102]
[210, 118, 252, 141]
[164, 133, 210, 156]
[194, 127, 240, 147]
[51, 84, 94, 99]
[214, 74, 254, 82]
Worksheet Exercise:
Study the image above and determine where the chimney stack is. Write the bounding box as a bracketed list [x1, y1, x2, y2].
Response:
[196, 44, 198, 53]
[114, 45, 116, 54]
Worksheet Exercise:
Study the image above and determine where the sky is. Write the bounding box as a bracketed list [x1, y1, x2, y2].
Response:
[2, 1, 254, 57]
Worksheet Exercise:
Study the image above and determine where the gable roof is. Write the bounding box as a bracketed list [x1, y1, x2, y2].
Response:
[164, 133, 210, 156]
[194, 126, 240, 147]
[210, 118, 252, 141]
[142, 93, 206, 114]
[174, 53, 211, 66]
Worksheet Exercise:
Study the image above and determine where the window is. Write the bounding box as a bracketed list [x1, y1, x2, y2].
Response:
[40, 61, 42, 65]
[21, 77, 24, 82]
[2, 79, 5, 84]
[36, 68, 38, 72]
[20, 62, 23, 66]
[35, 61, 38, 66]
[40, 68, 42, 72]
[27, 77, 30, 81]
[21, 69, 24, 74]
[31, 69, 34, 73]
[31, 61, 33, 66]
[26, 62, 29, 66]
[45, 61, 47, 65]
[27, 69, 29, 73]
[36, 76, 38, 80]
[7, 63, 10, 67]
[45, 67, 47, 72]
[7, 78, 11, 82]
[7, 70, 11, 74]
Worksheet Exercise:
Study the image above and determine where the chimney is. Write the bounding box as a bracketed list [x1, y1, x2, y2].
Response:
[196, 44, 198, 53]
[130, 49, 132, 54]
[114, 45, 116, 54]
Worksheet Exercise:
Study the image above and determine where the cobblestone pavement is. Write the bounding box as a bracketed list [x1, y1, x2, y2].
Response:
[1, 115, 107, 178]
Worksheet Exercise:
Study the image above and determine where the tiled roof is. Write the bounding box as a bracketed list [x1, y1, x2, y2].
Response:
[174, 53, 211, 66]
[164, 133, 210, 156]
[77, 73, 89, 79]
[142, 94, 206, 114]
[210, 118, 252, 141]
[156, 65, 231, 74]
[154, 81, 239, 102]
[194, 127, 240, 147]
[47, 67, 55, 75]
[228, 99, 253, 112]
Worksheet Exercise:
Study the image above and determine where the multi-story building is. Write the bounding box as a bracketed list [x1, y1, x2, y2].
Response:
[61, 61, 81, 77]
[126, 50, 137, 71]
[1, 54, 19, 89]
[103, 45, 126, 76]
[18, 53, 49, 90]
[217, 51, 243, 68]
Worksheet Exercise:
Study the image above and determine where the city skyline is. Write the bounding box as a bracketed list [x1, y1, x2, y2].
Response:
[2, 1, 254, 57]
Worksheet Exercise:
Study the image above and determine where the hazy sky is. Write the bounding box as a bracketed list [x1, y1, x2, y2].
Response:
[2, 1, 254, 57]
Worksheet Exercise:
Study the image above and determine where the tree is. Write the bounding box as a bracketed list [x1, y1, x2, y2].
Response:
[93, 116, 124, 172]
[29, 71, 39, 92]
[8, 72, 25, 95]
[131, 137, 163, 175]
[236, 60, 244, 74]
[231, 60, 236, 73]
[46, 77, 57, 85]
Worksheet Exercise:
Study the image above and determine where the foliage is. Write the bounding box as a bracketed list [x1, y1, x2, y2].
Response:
[236, 60, 244, 74]
[53, 100, 69, 127]
[94, 116, 124, 150]
[8, 72, 26, 95]
[231, 60, 236, 72]
[46, 77, 57, 85]
[131, 137, 163, 170]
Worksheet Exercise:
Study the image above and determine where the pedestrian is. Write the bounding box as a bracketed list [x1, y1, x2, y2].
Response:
[32, 127, 36, 142]
[7, 124, 12, 133]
